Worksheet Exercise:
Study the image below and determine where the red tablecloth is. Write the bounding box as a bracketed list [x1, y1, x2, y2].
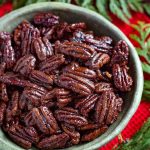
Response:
[0, 3, 150, 150]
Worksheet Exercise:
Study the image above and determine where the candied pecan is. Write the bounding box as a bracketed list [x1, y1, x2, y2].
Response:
[56, 41, 95, 61]
[113, 64, 133, 91]
[0, 83, 9, 102]
[73, 31, 112, 54]
[81, 125, 108, 142]
[111, 40, 129, 65]
[95, 91, 123, 125]
[63, 62, 96, 79]
[57, 73, 95, 96]
[29, 70, 54, 89]
[24, 111, 35, 127]
[55, 108, 88, 127]
[85, 52, 110, 69]
[19, 86, 47, 110]
[75, 94, 99, 117]
[32, 106, 59, 135]
[95, 82, 113, 93]
[78, 123, 99, 131]
[34, 12, 59, 27]
[0, 62, 6, 75]
[61, 123, 80, 145]
[39, 54, 65, 74]
[61, 107, 79, 114]
[6, 91, 19, 122]
[13, 55, 36, 76]
[33, 37, 53, 61]
[56, 88, 72, 108]
[0, 32, 15, 69]
[37, 133, 69, 149]
[8, 125, 39, 149]
[0, 102, 6, 126]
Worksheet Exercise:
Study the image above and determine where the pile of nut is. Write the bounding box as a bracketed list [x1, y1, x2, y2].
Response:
[0, 12, 133, 149]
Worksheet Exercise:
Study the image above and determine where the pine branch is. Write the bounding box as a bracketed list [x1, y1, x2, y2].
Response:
[115, 118, 150, 150]
[130, 21, 150, 101]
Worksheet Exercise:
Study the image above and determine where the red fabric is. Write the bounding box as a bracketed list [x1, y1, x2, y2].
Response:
[0, 3, 150, 150]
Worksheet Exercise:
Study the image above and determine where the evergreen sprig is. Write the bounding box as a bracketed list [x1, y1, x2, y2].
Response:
[130, 21, 150, 100]
[1, 0, 150, 23]
[115, 118, 150, 150]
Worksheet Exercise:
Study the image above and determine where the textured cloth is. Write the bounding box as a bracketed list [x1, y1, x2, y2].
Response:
[0, 3, 150, 150]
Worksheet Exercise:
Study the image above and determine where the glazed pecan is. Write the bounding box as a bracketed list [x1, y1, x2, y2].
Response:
[113, 64, 133, 91]
[95, 82, 113, 93]
[63, 62, 96, 79]
[13, 55, 36, 76]
[0, 32, 15, 69]
[56, 88, 72, 108]
[0, 102, 6, 126]
[24, 111, 35, 127]
[85, 52, 110, 69]
[37, 133, 69, 149]
[81, 125, 108, 142]
[6, 91, 19, 122]
[33, 37, 53, 61]
[8, 125, 39, 149]
[73, 31, 112, 54]
[39, 54, 65, 74]
[34, 12, 59, 27]
[20, 23, 40, 55]
[19, 86, 47, 110]
[95, 91, 123, 125]
[111, 40, 129, 65]
[61, 123, 80, 145]
[32, 106, 59, 135]
[56, 41, 95, 61]
[0, 83, 9, 102]
[55, 107, 88, 127]
[57, 72, 95, 96]
[29, 70, 54, 90]
[77, 123, 99, 131]
[75, 94, 99, 117]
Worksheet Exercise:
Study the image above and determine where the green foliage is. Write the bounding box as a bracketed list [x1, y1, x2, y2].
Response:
[115, 118, 150, 150]
[130, 21, 150, 100]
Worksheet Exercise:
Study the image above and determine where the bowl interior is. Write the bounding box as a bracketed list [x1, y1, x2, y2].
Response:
[0, 2, 143, 150]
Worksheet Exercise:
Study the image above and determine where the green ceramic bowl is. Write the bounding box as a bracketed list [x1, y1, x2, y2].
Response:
[0, 2, 143, 150]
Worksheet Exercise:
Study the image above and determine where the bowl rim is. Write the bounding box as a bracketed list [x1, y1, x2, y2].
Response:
[0, 2, 144, 150]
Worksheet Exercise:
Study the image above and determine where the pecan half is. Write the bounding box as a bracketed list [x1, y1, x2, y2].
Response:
[85, 52, 110, 69]
[95, 91, 123, 125]
[34, 12, 59, 27]
[81, 125, 108, 142]
[63, 62, 96, 79]
[113, 64, 133, 91]
[32, 106, 59, 135]
[111, 40, 129, 65]
[95, 82, 113, 93]
[29, 70, 54, 90]
[56, 41, 95, 61]
[61, 123, 80, 145]
[13, 55, 36, 76]
[39, 54, 65, 74]
[6, 91, 19, 122]
[0, 32, 15, 69]
[8, 125, 39, 149]
[19, 86, 47, 110]
[77, 123, 99, 131]
[33, 37, 53, 61]
[37, 133, 69, 149]
[75, 94, 99, 117]
[55, 108, 88, 127]
[57, 73, 95, 96]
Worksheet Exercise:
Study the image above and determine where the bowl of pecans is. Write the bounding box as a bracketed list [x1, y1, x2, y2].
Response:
[0, 2, 143, 150]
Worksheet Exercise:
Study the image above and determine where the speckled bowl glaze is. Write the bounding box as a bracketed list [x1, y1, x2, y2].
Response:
[0, 2, 143, 150]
